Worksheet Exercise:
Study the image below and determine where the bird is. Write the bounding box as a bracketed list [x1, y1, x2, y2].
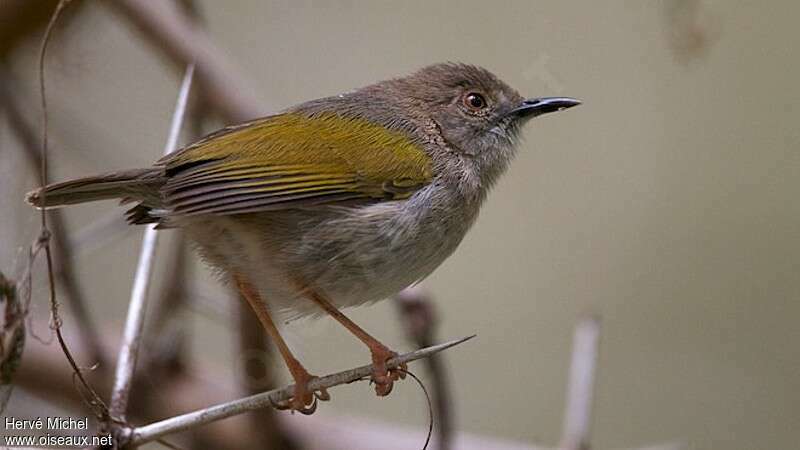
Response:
[27, 63, 580, 413]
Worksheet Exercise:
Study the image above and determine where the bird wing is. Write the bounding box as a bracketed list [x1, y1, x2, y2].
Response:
[156, 112, 433, 216]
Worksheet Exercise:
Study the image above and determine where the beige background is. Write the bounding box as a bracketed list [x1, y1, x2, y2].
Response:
[2, 1, 799, 449]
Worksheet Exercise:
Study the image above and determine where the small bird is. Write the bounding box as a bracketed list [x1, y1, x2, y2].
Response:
[27, 63, 579, 413]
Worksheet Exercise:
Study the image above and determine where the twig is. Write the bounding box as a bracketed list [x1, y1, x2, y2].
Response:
[36, 0, 109, 421]
[109, 64, 195, 420]
[395, 286, 454, 450]
[559, 315, 601, 450]
[108, 0, 263, 122]
[124, 335, 475, 447]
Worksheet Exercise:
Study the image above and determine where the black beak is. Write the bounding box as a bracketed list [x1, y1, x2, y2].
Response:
[509, 97, 581, 119]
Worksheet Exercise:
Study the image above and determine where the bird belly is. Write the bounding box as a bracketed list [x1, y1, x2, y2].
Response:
[182, 187, 477, 321]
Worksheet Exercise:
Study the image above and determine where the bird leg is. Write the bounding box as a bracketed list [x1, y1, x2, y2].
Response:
[293, 279, 407, 396]
[234, 275, 329, 414]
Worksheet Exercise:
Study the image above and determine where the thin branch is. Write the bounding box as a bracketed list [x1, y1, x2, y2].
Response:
[109, 64, 195, 420]
[35, 0, 109, 422]
[124, 335, 475, 447]
[559, 315, 601, 450]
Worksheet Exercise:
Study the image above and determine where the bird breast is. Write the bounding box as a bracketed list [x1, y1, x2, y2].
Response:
[183, 181, 480, 321]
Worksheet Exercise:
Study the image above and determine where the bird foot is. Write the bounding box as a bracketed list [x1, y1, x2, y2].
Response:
[271, 371, 330, 415]
[369, 344, 407, 396]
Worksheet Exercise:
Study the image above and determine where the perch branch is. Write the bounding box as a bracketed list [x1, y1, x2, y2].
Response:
[109, 64, 195, 420]
[124, 335, 475, 447]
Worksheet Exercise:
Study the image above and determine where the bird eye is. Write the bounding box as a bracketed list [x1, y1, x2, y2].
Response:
[463, 92, 487, 111]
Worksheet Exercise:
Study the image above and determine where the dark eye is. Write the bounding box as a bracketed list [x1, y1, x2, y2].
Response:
[463, 92, 487, 110]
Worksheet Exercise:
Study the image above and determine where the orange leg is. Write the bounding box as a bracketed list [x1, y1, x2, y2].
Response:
[234, 275, 329, 414]
[294, 280, 407, 396]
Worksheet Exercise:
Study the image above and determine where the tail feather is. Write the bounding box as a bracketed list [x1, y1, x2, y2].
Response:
[124, 204, 162, 225]
[26, 168, 163, 209]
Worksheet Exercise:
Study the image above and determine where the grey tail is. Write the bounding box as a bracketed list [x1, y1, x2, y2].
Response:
[25, 168, 164, 209]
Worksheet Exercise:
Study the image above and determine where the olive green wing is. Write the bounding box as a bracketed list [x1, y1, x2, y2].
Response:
[157, 113, 433, 216]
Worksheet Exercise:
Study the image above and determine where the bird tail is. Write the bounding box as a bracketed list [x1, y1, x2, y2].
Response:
[25, 168, 163, 209]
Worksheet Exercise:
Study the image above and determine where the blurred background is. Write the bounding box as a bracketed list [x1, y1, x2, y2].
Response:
[1, 1, 798, 449]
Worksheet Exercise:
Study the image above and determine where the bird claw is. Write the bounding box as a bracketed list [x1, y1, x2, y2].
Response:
[270, 376, 329, 414]
[315, 386, 331, 402]
[369, 346, 407, 396]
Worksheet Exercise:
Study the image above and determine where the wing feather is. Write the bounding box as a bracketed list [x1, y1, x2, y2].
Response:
[157, 112, 432, 217]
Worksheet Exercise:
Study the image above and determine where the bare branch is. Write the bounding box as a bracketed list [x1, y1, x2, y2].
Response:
[35, 0, 110, 422]
[109, 64, 195, 420]
[125, 335, 476, 447]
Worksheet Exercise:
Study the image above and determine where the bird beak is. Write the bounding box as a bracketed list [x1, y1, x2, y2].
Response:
[508, 97, 581, 119]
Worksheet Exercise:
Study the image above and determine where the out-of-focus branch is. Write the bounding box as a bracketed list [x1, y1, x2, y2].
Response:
[664, 0, 719, 63]
[108, 0, 264, 123]
[0, 0, 62, 58]
[125, 335, 475, 447]
[559, 315, 601, 450]
[395, 286, 453, 450]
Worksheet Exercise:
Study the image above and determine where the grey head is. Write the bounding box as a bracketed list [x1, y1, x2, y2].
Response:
[294, 62, 580, 192]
